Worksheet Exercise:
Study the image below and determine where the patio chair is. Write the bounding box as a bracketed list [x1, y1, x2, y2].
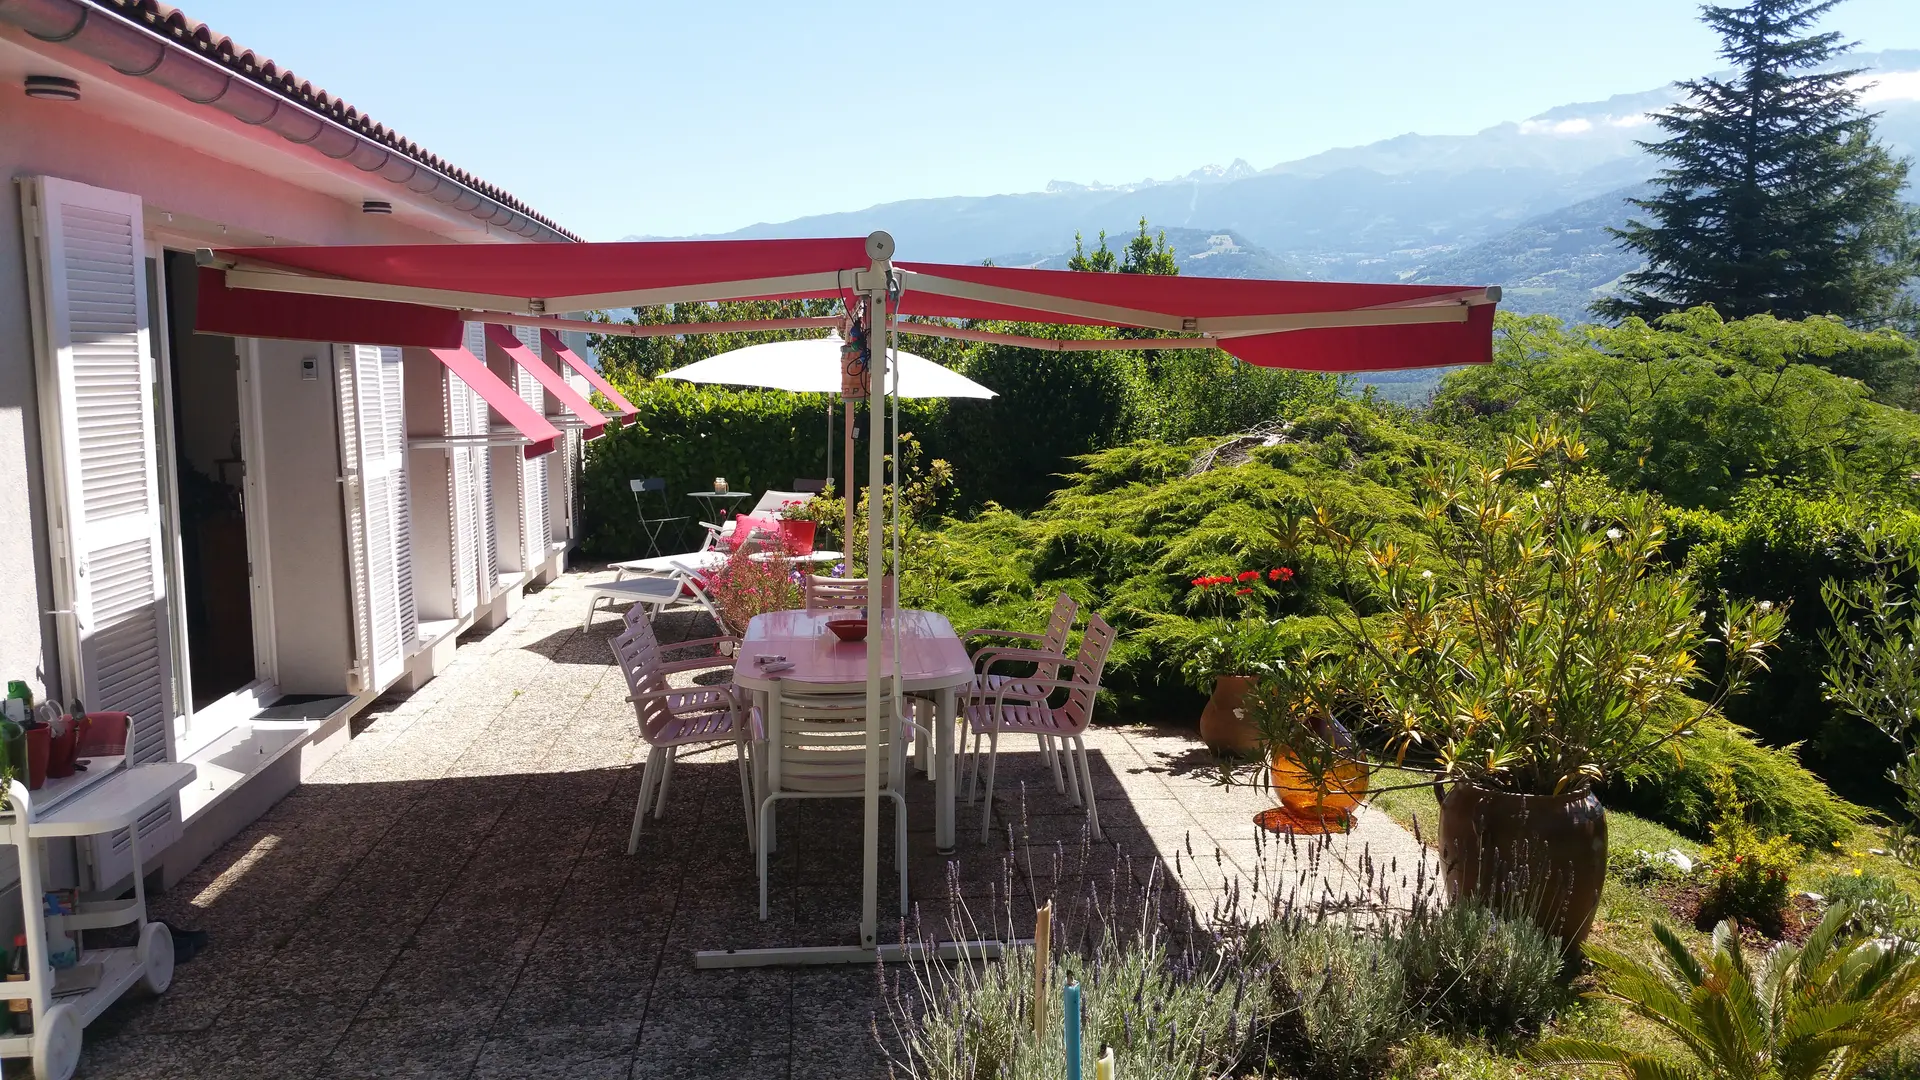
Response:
[960, 591, 1078, 794]
[753, 679, 909, 920]
[966, 613, 1117, 843]
[803, 575, 894, 612]
[611, 618, 753, 854]
[630, 478, 686, 558]
[697, 489, 816, 549]
[583, 560, 723, 632]
[790, 478, 827, 494]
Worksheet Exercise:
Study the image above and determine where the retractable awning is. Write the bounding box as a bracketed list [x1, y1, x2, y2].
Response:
[195, 234, 1495, 373]
[195, 266, 560, 457]
[541, 329, 638, 425]
[893, 262, 1499, 372]
[486, 324, 611, 439]
[431, 346, 564, 458]
[200, 237, 875, 315]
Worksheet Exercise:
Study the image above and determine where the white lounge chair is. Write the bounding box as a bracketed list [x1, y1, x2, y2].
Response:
[583, 561, 723, 632]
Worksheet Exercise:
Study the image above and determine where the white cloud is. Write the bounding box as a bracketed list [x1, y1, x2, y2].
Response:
[1518, 117, 1595, 136]
[1857, 70, 1920, 104]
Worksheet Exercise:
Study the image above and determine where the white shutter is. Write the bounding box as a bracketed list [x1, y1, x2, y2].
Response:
[22, 177, 179, 887]
[513, 326, 548, 572]
[465, 324, 500, 594]
[338, 344, 414, 691]
[445, 373, 478, 617]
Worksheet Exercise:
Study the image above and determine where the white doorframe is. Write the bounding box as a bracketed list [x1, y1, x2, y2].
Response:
[150, 244, 193, 748]
[237, 339, 279, 686]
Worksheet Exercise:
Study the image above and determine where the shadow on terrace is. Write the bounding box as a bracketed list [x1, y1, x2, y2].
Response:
[76, 575, 1434, 1080]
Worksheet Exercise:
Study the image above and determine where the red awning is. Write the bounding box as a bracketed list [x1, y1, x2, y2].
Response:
[487, 324, 609, 439]
[541, 329, 638, 426]
[196, 266, 462, 348]
[894, 262, 1497, 372]
[431, 346, 563, 459]
[208, 237, 874, 315]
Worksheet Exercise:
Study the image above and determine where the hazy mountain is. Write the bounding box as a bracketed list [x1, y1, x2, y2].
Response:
[987, 227, 1311, 279]
[1410, 185, 1651, 322]
[650, 50, 1918, 292]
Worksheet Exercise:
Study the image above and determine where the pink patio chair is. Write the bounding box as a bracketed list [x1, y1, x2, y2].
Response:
[610, 617, 754, 854]
[752, 678, 909, 920]
[965, 613, 1117, 843]
[961, 591, 1078, 793]
[803, 575, 894, 613]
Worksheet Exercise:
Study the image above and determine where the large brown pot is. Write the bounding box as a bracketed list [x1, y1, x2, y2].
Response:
[1438, 781, 1607, 949]
[1198, 676, 1260, 757]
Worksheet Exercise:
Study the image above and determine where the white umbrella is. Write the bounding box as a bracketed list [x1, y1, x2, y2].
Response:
[656, 335, 995, 399]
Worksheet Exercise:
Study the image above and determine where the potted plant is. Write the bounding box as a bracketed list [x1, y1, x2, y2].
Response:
[1247, 425, 1784, 946]
[1181, 567, 1297, 757]
[699, 536, 804, 634]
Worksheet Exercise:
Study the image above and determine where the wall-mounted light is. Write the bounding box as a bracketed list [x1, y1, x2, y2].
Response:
[25, 76, 79, 101]
[361, 200, 392, 215]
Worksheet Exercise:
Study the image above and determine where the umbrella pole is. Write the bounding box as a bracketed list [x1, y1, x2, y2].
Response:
[843, 396, 855, 574]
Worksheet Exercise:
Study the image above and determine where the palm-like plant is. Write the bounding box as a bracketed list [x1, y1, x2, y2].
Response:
[1534, 903, 1920, 1080]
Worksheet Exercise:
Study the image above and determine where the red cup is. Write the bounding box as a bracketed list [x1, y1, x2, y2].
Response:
[23, 725, 49, 790]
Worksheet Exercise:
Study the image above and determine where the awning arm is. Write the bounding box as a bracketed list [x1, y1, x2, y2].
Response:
[466, 311, 842, 339]
[899, 270, 1500, 336]
[893, 322, 1219, 352]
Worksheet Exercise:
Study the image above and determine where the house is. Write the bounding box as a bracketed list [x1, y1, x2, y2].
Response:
[0, 0, 603, 904]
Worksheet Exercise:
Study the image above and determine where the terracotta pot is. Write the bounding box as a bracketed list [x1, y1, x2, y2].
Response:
[1270, 715, 1369, 820]
[1438, 781, 1607, 949]
[1198, 675, 1260, 757]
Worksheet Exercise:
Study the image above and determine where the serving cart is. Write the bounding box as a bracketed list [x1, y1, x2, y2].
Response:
[0, 762, 195, 1080]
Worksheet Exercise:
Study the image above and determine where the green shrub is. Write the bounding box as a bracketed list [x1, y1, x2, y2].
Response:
[1254, 918, 1419, 1080]
[1810, 869, 1920, 939]
[1393, 902, 1570, 1038]
[1604, 715, 1866, 849]
[1700, 767, 1803, 933]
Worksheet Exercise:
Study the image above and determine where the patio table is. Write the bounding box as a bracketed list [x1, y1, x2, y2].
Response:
[732, 608, 972, 853]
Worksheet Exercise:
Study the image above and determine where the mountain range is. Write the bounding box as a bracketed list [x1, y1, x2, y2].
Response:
[652, 51, 1920, 324]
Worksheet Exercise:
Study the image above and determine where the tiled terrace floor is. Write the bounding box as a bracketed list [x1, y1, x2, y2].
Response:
[78, 571, 1433, 1080]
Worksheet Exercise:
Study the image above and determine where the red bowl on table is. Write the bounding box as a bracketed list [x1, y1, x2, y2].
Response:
[825, 618, 868, 643]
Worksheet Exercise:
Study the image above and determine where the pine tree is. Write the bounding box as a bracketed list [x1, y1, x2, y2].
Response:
[1595, 0, 1917, 324]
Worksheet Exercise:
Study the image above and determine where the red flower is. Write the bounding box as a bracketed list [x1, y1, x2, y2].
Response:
[1236, 587, 1252, 595]
[1191, 578, 1206, 587]
[1237, 570, 1259, 582]
[1270, 566, 1294, 582]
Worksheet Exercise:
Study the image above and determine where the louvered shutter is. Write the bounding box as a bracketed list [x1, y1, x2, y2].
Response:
[465, 324, 499, 595]
[22, 177, 179, 887]
[338, 344, 415, 691]
[445, 372, 479, 617]
[513, 325, 549, 572]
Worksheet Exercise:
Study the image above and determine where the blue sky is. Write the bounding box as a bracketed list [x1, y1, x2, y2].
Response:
[179, 0, 1915, 241]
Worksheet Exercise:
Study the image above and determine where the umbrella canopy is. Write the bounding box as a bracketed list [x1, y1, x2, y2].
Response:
[656, 336, 995, 399]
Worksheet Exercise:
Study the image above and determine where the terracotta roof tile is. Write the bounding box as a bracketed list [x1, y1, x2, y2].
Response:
[94, 0, 580, 242]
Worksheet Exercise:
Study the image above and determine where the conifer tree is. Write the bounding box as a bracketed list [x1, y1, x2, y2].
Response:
[1596, 0, 1917, 324]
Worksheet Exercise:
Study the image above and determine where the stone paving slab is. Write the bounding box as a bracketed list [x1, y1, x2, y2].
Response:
[78, 570, 1435, 1079]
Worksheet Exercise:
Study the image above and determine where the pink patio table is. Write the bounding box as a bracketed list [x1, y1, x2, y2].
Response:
[732, 608, 973, 852]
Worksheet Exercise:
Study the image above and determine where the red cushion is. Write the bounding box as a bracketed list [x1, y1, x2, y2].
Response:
[727, 514, 780, 550]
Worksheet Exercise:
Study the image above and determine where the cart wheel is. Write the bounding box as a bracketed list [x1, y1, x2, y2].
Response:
[33, 1002, 80, 1080]
[137, 921, 174, 995]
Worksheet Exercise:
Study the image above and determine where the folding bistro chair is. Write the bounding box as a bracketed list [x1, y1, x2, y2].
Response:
[630, 478, 686, 557]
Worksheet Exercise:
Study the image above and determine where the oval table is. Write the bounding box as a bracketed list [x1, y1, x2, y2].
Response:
[731, 608, 973, 855]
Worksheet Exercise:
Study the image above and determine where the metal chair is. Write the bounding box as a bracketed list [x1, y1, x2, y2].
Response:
[791, 478, 827, 494]
[961, 591, 1078, 794]
[610, 617, 753, 854]
[803, 575, 894, 612]
[966, 613, 1117, 842]
[630, 477, 686, 557]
